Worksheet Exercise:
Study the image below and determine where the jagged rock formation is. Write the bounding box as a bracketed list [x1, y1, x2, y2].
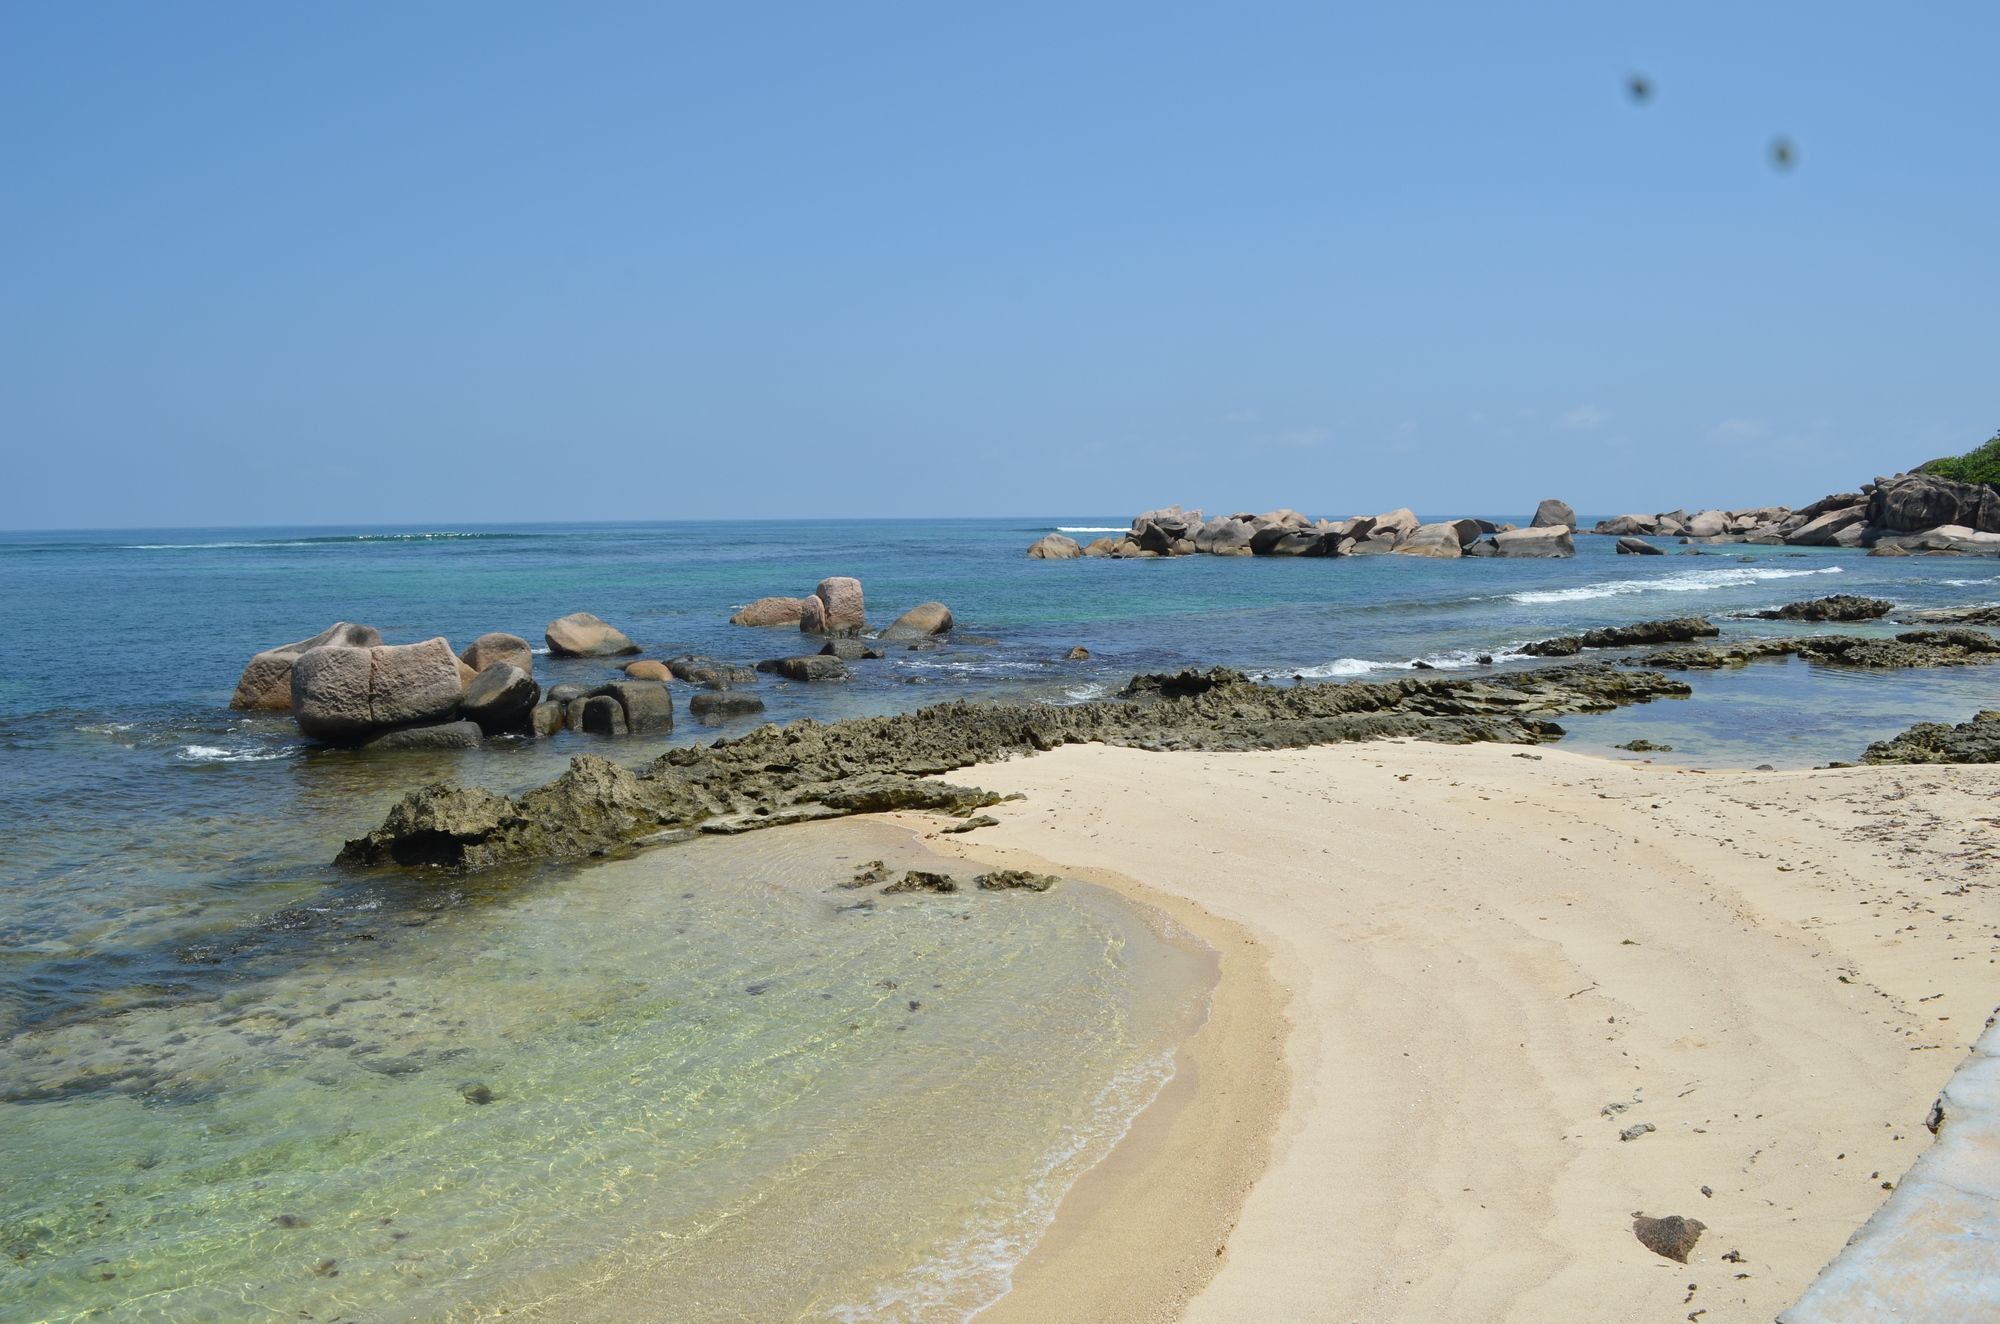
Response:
[1521, 617, 1718, 657]
[338, 663, 1692, 872]
[1863, 710, 2000, 764]
[1743, 595, 1894, 622]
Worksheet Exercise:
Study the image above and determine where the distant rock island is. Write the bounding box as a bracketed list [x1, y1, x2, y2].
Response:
[1028, 499, 1579, 561]
[1029, 459, 2000, 562]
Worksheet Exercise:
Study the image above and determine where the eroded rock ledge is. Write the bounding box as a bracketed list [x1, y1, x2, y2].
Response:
[337, 663, 1690, 872]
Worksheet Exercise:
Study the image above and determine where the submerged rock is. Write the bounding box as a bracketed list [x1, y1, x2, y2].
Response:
[976, 870, 1058, 892]
[688, 690, 765, 723]
[819, 639, 885, 661]
[359, 720, 484, 752]
[1644, 630, 2000, 672]
[883, 870, 958, 894]
[667, 656, 759, 688]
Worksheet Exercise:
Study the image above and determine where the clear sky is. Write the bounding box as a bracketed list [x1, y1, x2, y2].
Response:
[2, 2, 1993, 529]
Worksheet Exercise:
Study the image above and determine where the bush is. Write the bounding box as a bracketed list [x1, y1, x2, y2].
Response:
[1918, 432, 2000, 488]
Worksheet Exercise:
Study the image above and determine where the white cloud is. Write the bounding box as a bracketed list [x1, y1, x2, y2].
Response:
[1561, 405, 1609, 430]
[1714, 418, 1768, 441]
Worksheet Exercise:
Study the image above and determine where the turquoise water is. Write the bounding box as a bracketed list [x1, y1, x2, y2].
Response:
[3, 516, 1998, 1318]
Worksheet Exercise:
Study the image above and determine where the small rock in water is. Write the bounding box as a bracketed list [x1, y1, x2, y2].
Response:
[976, 869, 1059, 892]
[842, 860, 891, 889]
[271, 1213, 310, 1229]
[1616, 739, 1673, 753]
[1620, 1122, 1656, 1141]
[459, 1082, 496, 1106]
[1633, 1213, 1706, 1263]
[1065, 646, 1091, 661]
[883, 870, 958, 894]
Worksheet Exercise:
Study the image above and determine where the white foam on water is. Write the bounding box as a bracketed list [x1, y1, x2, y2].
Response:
[75, 722, 136, 734]
[1055, 526, 1127, 533]
[176, 743, 289, 764]
[1041, 681, 1110, 706]
[1254, 648, 1532, 682]
[1507, 564, 1843, 606]
[1940, 577, 2000, 587]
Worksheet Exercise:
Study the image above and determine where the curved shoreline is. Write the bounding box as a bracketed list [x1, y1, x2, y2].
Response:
[899, 830, 1291, 1323]
[912, 741, 2000, 1321]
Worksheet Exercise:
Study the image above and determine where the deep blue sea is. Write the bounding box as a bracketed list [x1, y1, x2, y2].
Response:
[3, 515, 1997, 1320]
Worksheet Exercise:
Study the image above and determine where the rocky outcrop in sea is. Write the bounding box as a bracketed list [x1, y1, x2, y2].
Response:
[1591, 471, 2000, 555]
[1030, 503, 1576, 561]
[337, 662, 1695, 872]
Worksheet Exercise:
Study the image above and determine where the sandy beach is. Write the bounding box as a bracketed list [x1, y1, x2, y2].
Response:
[901, 740, 2000, 1322]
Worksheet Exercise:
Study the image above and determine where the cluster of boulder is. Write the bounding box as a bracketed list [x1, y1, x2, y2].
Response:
[726, 575, 958, 683]
[1593, 471, 2000, 556]
[1029, 500, 1578, 561]
[728, 576, 954, 641]
[230, 578, 969, 750]
[229, 614, 675, 750]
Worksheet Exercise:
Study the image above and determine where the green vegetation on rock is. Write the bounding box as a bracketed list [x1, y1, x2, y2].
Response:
[1917, 432, 2000, 487]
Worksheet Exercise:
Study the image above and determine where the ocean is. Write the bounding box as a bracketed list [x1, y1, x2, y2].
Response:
[2, 516, 1996, 1320]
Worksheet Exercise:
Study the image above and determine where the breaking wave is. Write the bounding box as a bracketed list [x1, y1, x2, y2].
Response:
[1507, 565, 1842, 606]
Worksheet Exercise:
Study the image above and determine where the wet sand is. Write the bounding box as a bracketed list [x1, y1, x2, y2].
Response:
[910, 741, 2000, 1322]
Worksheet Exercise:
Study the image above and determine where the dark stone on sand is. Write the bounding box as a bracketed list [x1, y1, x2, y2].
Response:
[1632, 1214, 1706, 1263]
[939, 814, 999, 833]
[842, 860, 891, 889]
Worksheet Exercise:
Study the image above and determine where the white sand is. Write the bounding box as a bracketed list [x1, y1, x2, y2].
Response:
[907, 741, 2000, 1322]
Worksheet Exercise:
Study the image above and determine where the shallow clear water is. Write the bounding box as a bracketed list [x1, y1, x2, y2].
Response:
[0, 821, 1210, 1323]
[4, 515, 1999, 1318]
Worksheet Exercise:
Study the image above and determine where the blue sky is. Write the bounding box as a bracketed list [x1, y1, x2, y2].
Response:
[1, 3, 1993, 528]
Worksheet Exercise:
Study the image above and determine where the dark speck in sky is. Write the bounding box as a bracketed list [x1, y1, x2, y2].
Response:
[1627, 73, 1653, 104]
